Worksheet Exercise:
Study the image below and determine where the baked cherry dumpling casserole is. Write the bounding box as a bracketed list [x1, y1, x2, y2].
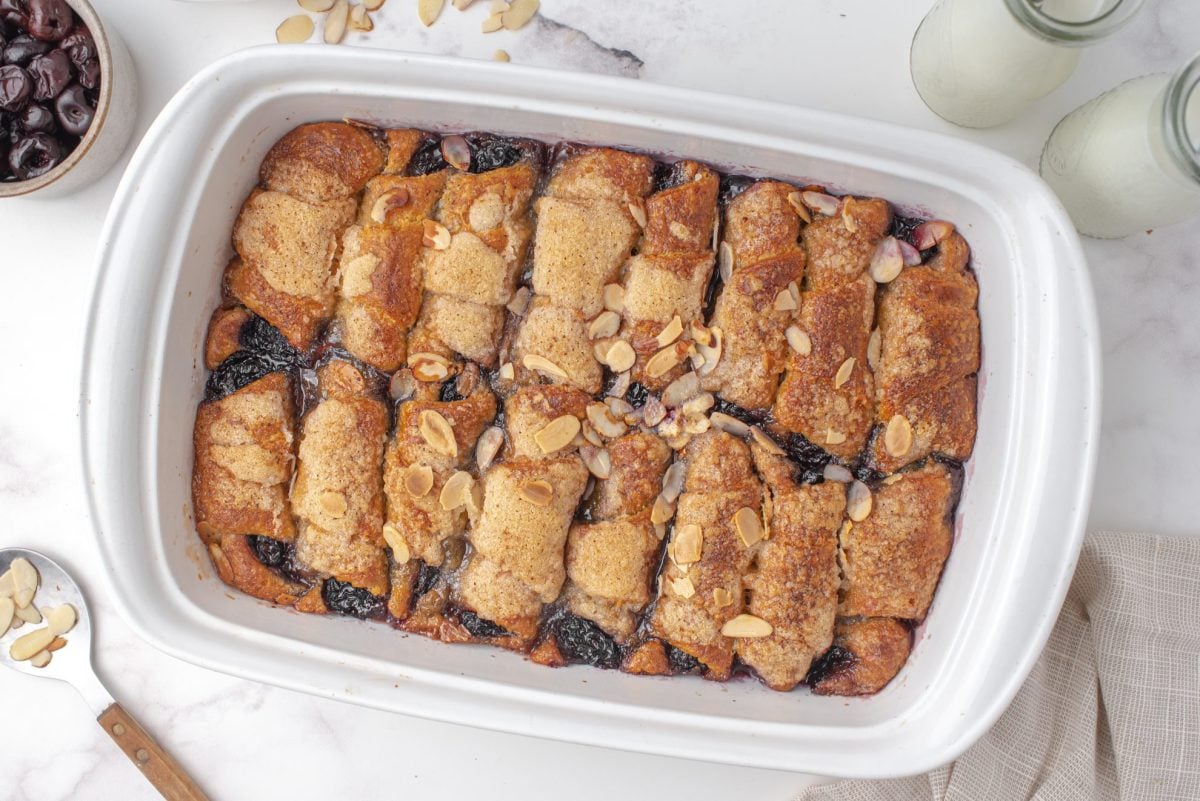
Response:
[192, 122, 979, 696]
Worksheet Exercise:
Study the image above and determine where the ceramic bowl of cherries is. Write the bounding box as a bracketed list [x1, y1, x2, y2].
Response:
[0, 0, 136, 198]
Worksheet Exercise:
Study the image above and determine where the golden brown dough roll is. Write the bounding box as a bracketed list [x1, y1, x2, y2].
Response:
[382, 128, 428, 176]
[738, 447, 844, 691]
[544, 147, 655, 204]
[773, 274, 876, 459]
[504, 385, 591, 460]
[511, 297, 604, 394]
[802, 195, 892, 289]
[438, 164, 538, 261]
[259, 122, 383, 204]
[410, 294, 507, 368]
[359, 171, 448, 227]
[207, 532, 305, 606]
[456, 455, 589, 641]
[641, 161, 719, 256]
[334, 223, 424, 372]
[870, 231, 980, 472]
[839, 463, 957, 620]
[382, 387, 497, 568]
[228, 190, 357, 351]
[563, 432, 673, 641]
[192, 371, 296, 544]
[650, 431, 761, 679]
[809, 617, 912, 696]
[203, 305, 252, 370]
[703, 181, 806, 410]
[292, 361, 390, 596]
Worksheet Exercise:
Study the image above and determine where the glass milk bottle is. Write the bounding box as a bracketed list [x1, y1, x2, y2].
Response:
[910, 0, 1144, 128]
[1040, 54, 1200, 238]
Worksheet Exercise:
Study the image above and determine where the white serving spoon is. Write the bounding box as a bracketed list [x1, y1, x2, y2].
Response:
[0, 548, 209, 801]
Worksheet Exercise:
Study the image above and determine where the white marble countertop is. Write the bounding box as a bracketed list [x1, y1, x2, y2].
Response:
[1, 0, 1198, 798]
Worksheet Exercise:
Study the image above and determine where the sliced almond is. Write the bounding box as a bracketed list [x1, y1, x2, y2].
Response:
[899, 238, 923, 266]
[628, 202, 647, 228]
[441, 135, 471, 171]
[660, 462, 686, 503]
[349, 4, 374, 31]
[364, 0, 386, 8]
[774, 288, 797, 311]
[410, 355, 450, 383]
[520, 354, 567, 382]
[319, 490, 348, 517]
[10, 558, 38, 608]
[476, 426, 504, 471]
[439, 470, 475, 511]
[822, 463, 853, 483]
[324, 0, 350, 43]
[683, 414, 711, 435]
[518, 479, 553, 507]
[418, 0, 445, 26]
[46, 636, 66, 653]
[422, 220, 451, 250]
[603, 284, 625, 313]
[639, 394, 665, 426]
[492, 49, 510, 62]
[834, 357, 856, 389]
[801, 191, 839, 216]
[696, 327, 722, 376]
[655, 316, 684, 348]
[750, 427, 784, 456]
[713, 587, 733, 608]
[847, 480, 873, 522]
[885, 414, 913, 458]
[913, 220, 955, 250]
[841, 196, 859, 233]
[650, 494, 675, 525]
[586, 403, 627, 439]
[481, 11, 504, 32]
[710, 412, 749, 437]
[370, 188, 410, 223]
[869, 236, 904, 283]
[867, 328, 882, 371]
[607, 370, 631, 399]
[733, 506, 764, 547]
[661, 371, 700, 408]
[682, 392, 715, 416]
[580, 421, 603, 448]
[670, 576, 696, 599]
[690, 321, 713, 347]
[602, 340, 636, 373]
[382, 524, 411, 563]
[498, 361, 515, 381]
[276, 14, 316, 43]
[9, 627, 56, 662]
[0, 569, 14, 599]
[588, 310, 621, 340]
[490, 0, 510, 12]
[0, 598, 13, 637]
[580, 446, 611, 479]
[785, 326, 811, 356]
[452, 0, 476, 7]
[29, 650, 51, 668]
[500, 0, 538, 29]
[299, 0, 336, 11]
[788, 280, 801, 308]
[718, 241, 734, 282]
[825, 429, 847, 446]
[785, 190, 812, 223]
[721, 613, 773, 638]
[673, 524, 703, 564]
[14, 603, 41, 624]
[534, 415, 581, 454]
[418, 410, 458, 457]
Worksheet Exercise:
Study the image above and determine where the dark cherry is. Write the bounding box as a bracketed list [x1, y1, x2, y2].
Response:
[652, 160, 692, 192]
[782, 432, 831, 485]
[27, 48, 69, 100]
[7, 130, 60, 178]
[57, 25, 94, 67]
[804, 645, 856, 686]
[666, 644, 702, 674]
[203, 351, 280, 401]
[321, 579, 385, 620]
[247, 535, 287, 568]
[0, 63, 30, 111]
[552, 614, 620, 669]
[26, 0, 72, 42]
[624, 381, 649, 408]
[16, 100, 52, 131]
[413, 562, 439, 599]
[75, 54, 95, 89]
[718, 173, 755, 205]
[238, 314, 298, 367]
[2, 33, 49, 65]
[0, 0, 27, 28]
[463, 132, 543, 173]
[406, 136, 446, 176]
[52, 80, 90, 135]
[458, 610, 509, 639]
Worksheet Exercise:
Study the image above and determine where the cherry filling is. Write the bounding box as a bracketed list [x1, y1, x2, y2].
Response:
[550, 614, 621, 669]
[323, 579, 387, 620]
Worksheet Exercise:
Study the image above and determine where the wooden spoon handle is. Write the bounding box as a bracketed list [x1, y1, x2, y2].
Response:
[98, 703, 210, 801]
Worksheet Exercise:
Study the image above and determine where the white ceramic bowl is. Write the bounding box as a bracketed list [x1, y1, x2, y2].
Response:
[0, 0, 137, 199]
[80, 46, 1100, 778]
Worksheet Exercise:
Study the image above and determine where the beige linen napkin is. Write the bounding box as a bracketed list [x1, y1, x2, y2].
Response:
[801, 531, 1200, 801]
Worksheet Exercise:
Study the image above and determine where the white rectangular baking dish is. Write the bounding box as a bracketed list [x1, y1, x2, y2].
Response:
[80, 46, 1100, 778]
